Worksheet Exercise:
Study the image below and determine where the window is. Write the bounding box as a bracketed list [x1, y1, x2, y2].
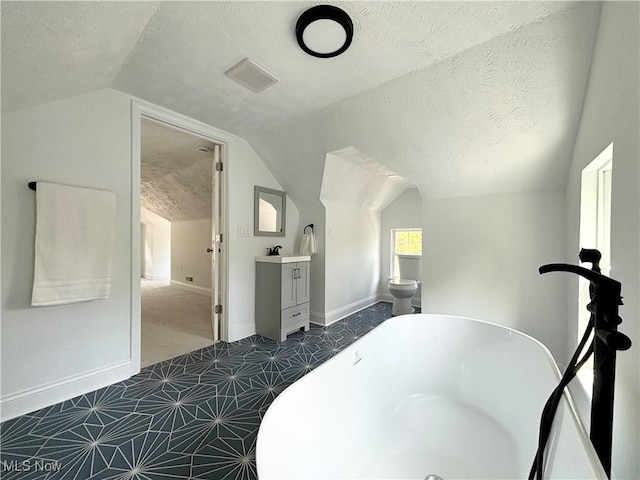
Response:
[391, 228, 422, 277]
[577, 143, 613, 394]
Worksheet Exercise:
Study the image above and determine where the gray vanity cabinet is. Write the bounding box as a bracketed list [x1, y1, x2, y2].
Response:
[281, 263, 310, 308]
[255, 260, 310, 341]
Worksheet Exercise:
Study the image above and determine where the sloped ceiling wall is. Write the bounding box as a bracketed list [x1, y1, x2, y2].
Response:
[141, 119, 215, 222]
[1, 1, 600, 205]
[320, 147, 412, 210]
[246, 2, 600, 204]
[1, 2, 160, 111]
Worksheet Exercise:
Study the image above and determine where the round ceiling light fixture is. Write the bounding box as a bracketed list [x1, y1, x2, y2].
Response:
[296, 5, 353, 58]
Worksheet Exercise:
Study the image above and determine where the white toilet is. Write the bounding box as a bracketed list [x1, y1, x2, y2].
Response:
[388, 254, 421, 315]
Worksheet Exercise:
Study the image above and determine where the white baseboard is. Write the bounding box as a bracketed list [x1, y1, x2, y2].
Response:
[311, 294, 382, 327]
[0, 360, 133, 422]
[230, 323, 256, 342]
[310, 310, 325, 326]
[170, 280, 211, 296]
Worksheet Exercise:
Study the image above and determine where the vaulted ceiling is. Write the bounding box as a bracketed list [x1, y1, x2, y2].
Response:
[2, 1, 601, 206]
[141, 119, 215, 222]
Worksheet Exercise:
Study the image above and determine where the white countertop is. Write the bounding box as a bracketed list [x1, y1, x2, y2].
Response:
[255, 255, 311, 264]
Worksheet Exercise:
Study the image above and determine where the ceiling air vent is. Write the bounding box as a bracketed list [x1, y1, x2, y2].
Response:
[224, 58, 278, 93]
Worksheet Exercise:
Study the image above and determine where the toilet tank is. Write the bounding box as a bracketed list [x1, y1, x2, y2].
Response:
[398, 254, 421, 280]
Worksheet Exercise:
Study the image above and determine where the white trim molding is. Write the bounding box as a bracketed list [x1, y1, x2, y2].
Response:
[131, 98, 231, 346]
[311, 294, 383, 326]
[231, 323, 256, 343]
[0, 360, 132, 422]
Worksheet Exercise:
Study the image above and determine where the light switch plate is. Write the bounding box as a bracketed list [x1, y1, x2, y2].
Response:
[237, 225, 251, 237]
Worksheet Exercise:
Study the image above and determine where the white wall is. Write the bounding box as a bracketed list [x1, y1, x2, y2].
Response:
[323, 200, 380, 324]
[1, 89, 134, 419]
[565, 4, 639, 478]
[226, 138, 300, 340]
[380, 188, 422, 304]
[422, 190, 567, 361]
[171, 218, 212, 292]
[296, 201, 326, 325]
[0, 88, 300, 419]
[140, 206, 171, 281]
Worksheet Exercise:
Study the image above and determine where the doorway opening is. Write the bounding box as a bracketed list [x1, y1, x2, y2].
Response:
[138, 116, 225, 367]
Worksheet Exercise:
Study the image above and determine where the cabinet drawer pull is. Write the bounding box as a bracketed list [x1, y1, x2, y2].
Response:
[292, 312, 301, 317]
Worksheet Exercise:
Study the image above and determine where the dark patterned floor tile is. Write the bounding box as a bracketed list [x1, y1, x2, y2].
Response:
[228, 335, 278, 355]
[310, 326, 350, 344]
[38, 413, 152, 475]
[0, 302, 397, 480]
[21, 400, 76, 421]
[315, 339, 346, 358]
[191, 437, 257, 480]
[199, 363, 262, 400]
[122, 365, 200, 399]
[30, 385, 135, 437]
[235, 371, 286, 411]
[169, 401, 261, 456]
[242, 347, 294, 373]
[92, 431, 192, 479]
[135, 390, 198, 433]
[0, 415, 48, 457]
[183, 350, 244, 376]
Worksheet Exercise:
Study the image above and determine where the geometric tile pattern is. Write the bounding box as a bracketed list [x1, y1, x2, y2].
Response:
[0, 302, 413, 479]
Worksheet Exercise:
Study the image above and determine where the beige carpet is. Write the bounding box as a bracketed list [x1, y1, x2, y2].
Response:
[141, 280, 214, 367]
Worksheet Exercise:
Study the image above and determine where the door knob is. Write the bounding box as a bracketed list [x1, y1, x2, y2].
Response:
[206, 248, 214, 253]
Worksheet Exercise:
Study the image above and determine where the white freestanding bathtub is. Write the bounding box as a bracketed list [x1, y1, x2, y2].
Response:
[257, 314, 606, 479]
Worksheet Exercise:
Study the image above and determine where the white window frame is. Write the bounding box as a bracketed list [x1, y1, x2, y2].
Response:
[577, 143, 613, 395]
[390, 228, 422, 278]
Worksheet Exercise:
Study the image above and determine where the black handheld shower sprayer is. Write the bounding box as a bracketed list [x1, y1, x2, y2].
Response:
[530, 249, 631, 480]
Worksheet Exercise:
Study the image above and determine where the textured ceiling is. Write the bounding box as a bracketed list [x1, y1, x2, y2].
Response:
[141, 119, 214, 222]
[1, 1, 601, 203]
[247, 2, 601, 201]
[1, 2, 159, 111]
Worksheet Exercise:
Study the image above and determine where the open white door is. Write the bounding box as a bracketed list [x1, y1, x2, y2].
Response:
[210, 144, 223, 341]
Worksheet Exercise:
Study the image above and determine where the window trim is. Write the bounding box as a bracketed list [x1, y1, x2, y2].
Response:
[390, 228, 422, 278]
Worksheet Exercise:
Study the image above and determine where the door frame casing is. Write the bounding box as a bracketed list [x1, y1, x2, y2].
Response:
[130, 100, 230, 372]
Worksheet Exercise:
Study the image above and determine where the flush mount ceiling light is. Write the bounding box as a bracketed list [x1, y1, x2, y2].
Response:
[296, 5, 353, 58]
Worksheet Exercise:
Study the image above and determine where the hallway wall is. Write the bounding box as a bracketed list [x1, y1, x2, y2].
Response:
[140, 206, 171, 281]
[171, 218, 212, 292]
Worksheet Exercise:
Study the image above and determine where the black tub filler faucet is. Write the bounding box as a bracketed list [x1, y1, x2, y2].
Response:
[530, 249, 631, 479]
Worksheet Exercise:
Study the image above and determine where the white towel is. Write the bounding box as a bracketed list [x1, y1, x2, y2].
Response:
[32, 182, 116, 306]
[300, 231, 317, 256]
